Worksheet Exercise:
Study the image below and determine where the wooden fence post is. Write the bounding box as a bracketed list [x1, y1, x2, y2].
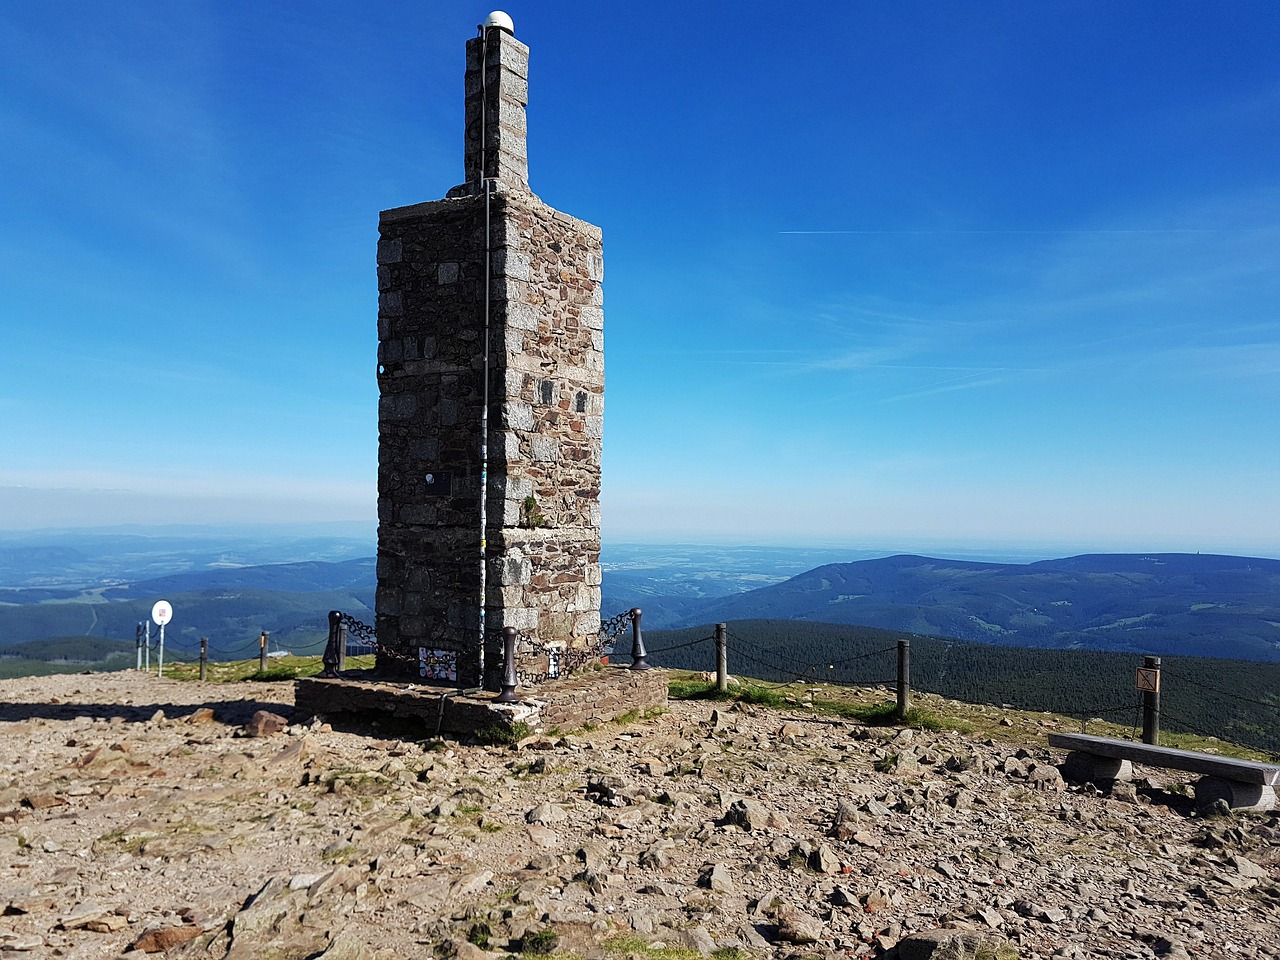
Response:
[715, 623, 728, 692]
[896, 639, 911, 718]
[1141, 655, 1161, 745]
[199, 638, 208, 681]
[259, 631, 269, 672]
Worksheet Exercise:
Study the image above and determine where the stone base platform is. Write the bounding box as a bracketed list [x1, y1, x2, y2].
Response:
[295, 665, 667, 738]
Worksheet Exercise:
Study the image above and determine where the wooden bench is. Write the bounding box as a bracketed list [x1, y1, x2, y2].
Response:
[1048, 732, 1280, 812]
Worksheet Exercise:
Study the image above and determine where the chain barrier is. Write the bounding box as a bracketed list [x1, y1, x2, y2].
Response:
[323, 608, 639, 687]
[492, 608, 640, 685]
[1161, 668, 1280, 715]
[645, 634, 715, 655]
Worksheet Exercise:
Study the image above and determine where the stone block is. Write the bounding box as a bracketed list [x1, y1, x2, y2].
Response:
[1195, 777, 1278, 813]
[531, 438, 560, 461]
[496, 555, 532, 586]
[1061, 751, 1133, 784]
[379, 289, 403, 316]
[376, 238, 402, 264]
[505, 402, 533, 431]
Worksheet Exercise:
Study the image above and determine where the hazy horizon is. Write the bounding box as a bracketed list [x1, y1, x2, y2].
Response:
[2, 521, 1277, 568]
[4, 3, 1277, 558]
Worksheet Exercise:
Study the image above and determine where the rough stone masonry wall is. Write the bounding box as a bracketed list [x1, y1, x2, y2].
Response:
[376, 194, 493, 683]
[488, 192, 604, 647]
[533, 667, 667, 732]
[376, 188, 603, 685]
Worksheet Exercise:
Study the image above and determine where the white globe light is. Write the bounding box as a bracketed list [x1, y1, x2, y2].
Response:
[484, 11, 514, 34]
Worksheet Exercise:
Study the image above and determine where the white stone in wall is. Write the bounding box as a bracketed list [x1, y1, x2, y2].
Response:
[531, 438, 560, 462]
[492, 250, 530, 280]
[504, 607, 538, 630]
[505, 402, 534, 431]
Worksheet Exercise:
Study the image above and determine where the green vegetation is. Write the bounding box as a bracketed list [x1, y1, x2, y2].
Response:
[0, 636, 134, 679]
[604, 934, 700, 960]
[158, 654, 375, 682]
[654, 620, 1280, 754]
[669, 674, 969, 732]
[520, 496, 547, 529]
[467, 924, 492, 949]
[473, 721, 532, 746]
[518, 930, 560, 955]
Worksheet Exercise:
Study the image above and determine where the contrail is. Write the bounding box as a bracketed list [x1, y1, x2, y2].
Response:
[777, 228, 1261, 235]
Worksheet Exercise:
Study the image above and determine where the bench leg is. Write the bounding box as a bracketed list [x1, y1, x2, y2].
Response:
[1061, 751, 1133, 785]
[1195, 777, 1277, 813]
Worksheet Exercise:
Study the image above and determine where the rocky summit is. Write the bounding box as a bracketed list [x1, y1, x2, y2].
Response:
[1, 675, 1277, 960]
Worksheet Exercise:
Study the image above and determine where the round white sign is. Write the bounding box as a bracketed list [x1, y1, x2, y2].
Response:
[151, 600, 173, 627]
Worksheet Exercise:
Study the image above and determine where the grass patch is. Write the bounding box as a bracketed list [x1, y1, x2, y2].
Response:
[519, 930, 560, 955]
[320, 843, 358, 863]
[670, 671, 972, 732]
[668, 678, 787, 708]
[474, 721, 532, 746]
[162, 654, 376, 683]
[604, 935, 700, 960]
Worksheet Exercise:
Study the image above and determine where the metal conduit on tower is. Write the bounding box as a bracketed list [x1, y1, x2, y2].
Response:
[477, 17, 492, 688]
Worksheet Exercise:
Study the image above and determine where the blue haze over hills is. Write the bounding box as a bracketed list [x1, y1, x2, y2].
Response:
[1, 529, 1279, 664]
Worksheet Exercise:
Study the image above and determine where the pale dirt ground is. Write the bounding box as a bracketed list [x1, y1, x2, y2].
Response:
[1, 673, 1278, 960]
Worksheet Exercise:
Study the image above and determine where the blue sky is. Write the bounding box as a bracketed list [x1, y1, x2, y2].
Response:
[2, 1, 1278, 557]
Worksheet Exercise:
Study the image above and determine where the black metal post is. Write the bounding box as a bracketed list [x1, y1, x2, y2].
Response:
[321, 611, 342, 678]
[495, 627, 520, 702]
[199, 638, 208, 681]
[896, 639, 911, 718]
[337, 621, 348, 673]
[1141, 655, 1161, 745]
[629, 608, 649, 670]
[715, 622, 728, 692]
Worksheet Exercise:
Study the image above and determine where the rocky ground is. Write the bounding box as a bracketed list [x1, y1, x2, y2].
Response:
[0, 673, 1277, 960]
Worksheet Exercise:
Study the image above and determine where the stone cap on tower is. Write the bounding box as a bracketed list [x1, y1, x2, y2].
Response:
[449, 12, 529, 197]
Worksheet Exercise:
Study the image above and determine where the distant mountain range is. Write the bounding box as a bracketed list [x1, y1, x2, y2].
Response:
[2, 545, 1279, 663]
[625, 553, 1280, 662]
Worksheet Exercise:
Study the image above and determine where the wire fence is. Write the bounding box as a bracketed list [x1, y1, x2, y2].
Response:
[637, 622, 1280, 756]
[123, 610, 1280, 757]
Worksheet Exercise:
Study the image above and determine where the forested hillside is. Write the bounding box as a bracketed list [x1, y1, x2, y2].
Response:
[664, 553, 1280, 662]
[645, 619, 1280, 755]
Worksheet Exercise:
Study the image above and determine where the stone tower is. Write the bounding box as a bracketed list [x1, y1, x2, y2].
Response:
[375, 13, 604, 688]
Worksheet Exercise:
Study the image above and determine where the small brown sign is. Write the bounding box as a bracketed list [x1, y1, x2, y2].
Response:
[1136, 667, 1160, 693]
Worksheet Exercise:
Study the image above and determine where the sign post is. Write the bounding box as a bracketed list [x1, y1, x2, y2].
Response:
[1138, 656, 1161, 745]
[152, 600, 173, 679]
